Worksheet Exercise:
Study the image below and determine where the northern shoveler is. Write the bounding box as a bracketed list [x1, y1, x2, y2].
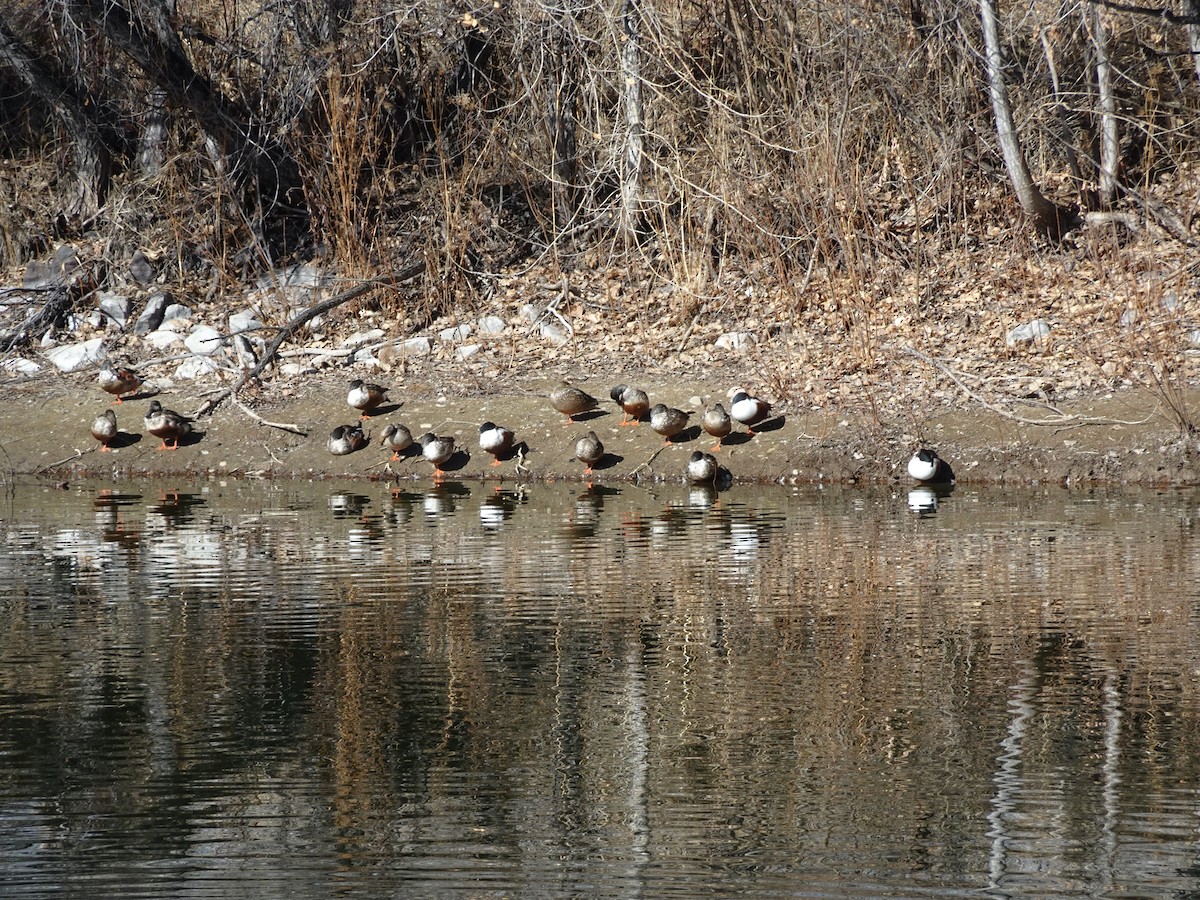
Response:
[98, 365, 142, 403]
[729, 390, 771, 434]
[610, 384, 650, 426]
[380, 423, 414, 460]
[329, 423, 369, 456]
[701, 402, 732, 450]
[144, 400, 192, 450]
[347, 379, 388, 418]
[416, 432, 456, 477]
[686, 450, 718, 485]
[907, 448, 955, 485]
[479, 421, 516, 467]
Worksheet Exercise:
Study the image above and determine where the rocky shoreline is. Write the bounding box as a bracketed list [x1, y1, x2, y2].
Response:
[3, 366, 1199, 488]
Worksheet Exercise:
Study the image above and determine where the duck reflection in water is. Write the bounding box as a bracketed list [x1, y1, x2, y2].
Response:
[147, 491, 206, 528]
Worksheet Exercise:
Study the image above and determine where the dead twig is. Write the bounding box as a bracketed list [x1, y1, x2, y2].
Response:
[229, 392, 308, 436]
[905, 346, 1152, 427]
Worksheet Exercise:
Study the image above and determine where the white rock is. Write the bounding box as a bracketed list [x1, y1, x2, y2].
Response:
[477, 315, 506, 334]
[715, 331, 756, 351]
[279, 362, 307, 377]
[45, 338, 106, 373]
[398, 336, 433, 355]
[1005, 319, 1052, 346]
[98, 293, 131, 328]
[520, 304, 540, 323]
[184, 325, 224, 355]
[143, 329, 183, 350]
[1, 357, 42, 375]
[255, 264, 328, 290]
[1119, 309, 1137, 328]
[540, 323, 570, 346]
[233, 334, 261, 369]
[439, 324, 472, 343]
[229, 310, 264, 333]
[341, 328, 385, 349]
[163, 303, 192, 322]
[456, 344, 481, 360]
[1189, 329, 1200, 346]
[175, 356, 220, 379]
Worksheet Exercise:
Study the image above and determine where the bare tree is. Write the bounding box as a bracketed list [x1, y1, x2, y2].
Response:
[618, 0, 644, 244]
[0, 20, 110, 222]
[1087, 1, 1120, 206]
[978, 0, 1078, 238]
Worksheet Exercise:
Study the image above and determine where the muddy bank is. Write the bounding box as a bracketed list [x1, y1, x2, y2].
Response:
[3, 371, 1199, 487]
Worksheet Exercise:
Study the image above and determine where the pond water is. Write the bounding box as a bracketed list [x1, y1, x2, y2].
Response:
[2, 477, 1200, 898]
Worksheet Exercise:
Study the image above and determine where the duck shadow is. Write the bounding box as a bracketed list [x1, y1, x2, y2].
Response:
[492, 440, 528, 464]
[666, 425, 702, 444]
[109, 431, 143, 449]
[722, 431, 754, 447]
[171, 429, 205, 449]
[438, 449, 471, 473]
[755, 415, 786, 433]
[371, 402, 404, 418]
[593, 452, 623, 471]
[571, 409, 608, 424]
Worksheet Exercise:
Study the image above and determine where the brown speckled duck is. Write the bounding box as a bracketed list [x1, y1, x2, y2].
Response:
[90, 409, 118, 452]
[550, 381, 599, 425]
[649, 403, 690, 444]
[380, 423, 414, 460]
[686, 450, 718, 485]
[575, 431, 604, 475]
[701, 402, 732, 451]
[144, 400, 192, 451]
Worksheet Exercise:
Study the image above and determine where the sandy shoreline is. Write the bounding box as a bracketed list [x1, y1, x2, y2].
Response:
[3, 369, 1199, 487]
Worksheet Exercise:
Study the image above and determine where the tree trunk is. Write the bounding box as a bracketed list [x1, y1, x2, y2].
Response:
[978, 0, 1076, 239]
[1087, 2, 1119, 206]
[1186, 0, 1200, 86]
[0, 20, 111, 224]
[618, 0, 644, 243]
[69, 0, 303, 232]
[548, 14, 579, 227]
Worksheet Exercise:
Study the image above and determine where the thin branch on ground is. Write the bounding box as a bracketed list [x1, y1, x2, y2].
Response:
[192, 263, 423, 422]
[904, 347, 1153, 427]
[229, 392, 308, 436]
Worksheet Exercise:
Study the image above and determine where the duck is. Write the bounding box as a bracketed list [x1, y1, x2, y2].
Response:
[347, 379, 388, 418]
[90, 409, 118, 452]
[144, 400, 192, 450]
[417, 432, 456, 477]
[98, 364, 142, 403]
[575, 430, 604, 475]
[729, 390, 771, 434]
[686, 450, 718, 485]
[380, 423, 413, 460]
[329, 423, 369, 456]
[478, 421, 515, 466]
[550, 381, 599, 424]
[701, 402, 732, 450]
[907, 448, 955, 485]
[610, 384, 650, 426]
[649, 403, 690, 444]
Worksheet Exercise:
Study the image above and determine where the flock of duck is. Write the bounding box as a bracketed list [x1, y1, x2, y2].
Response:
[91, 366, 955, 486]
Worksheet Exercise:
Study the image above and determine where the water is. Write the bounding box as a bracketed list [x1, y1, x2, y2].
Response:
[2, 478, 1200, 898]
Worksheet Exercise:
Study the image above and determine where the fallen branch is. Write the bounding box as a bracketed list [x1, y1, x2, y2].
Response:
[904, 346, 1153, 427]
[230, 392, 307, 436]
[192, 262, 424, 421]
